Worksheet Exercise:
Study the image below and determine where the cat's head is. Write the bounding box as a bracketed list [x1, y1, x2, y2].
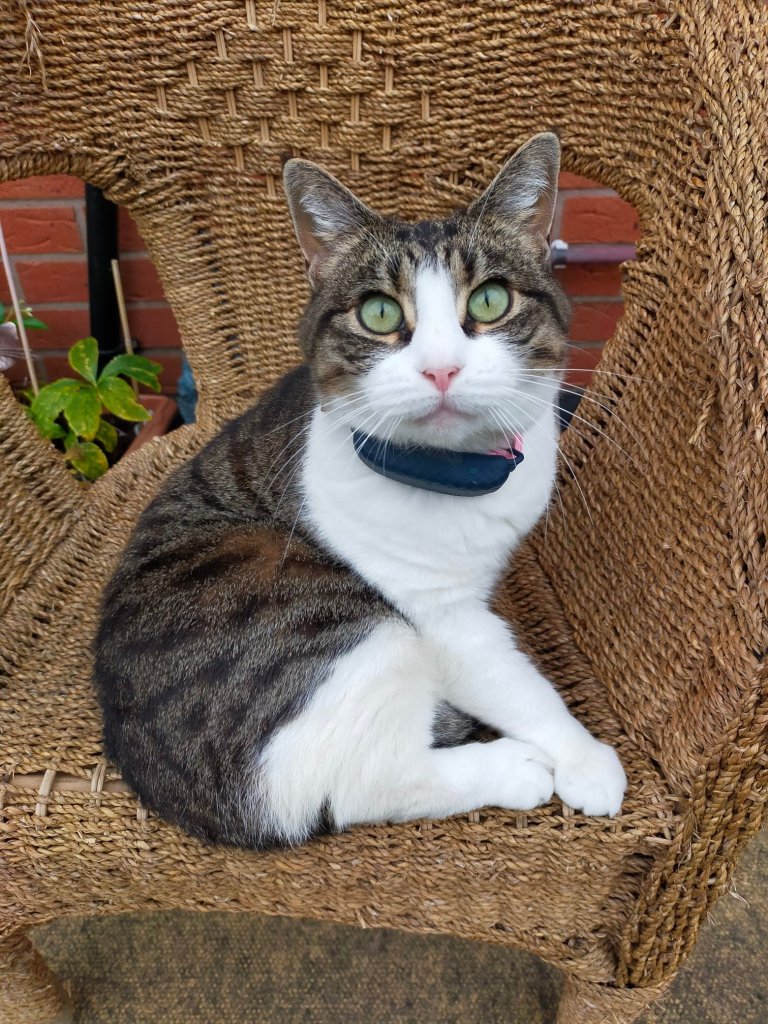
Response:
[283, 133, 569, 452]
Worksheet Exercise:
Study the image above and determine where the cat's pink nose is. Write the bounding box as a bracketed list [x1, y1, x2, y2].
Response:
[422, 366, 460, 393]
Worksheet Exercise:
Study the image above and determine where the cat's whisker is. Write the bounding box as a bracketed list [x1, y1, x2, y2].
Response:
[493, 384, 643, 475]
[553, 437, 595, 528]
[539, 464, 553, 541]
[277, 493, 308, 571]
[323, 393, 382, 426]
[257, 408, 316, 440]
[523, 365, 660, 385]
[334, 400, 382, 433]
[329, 405, 385, 463]
[273, 411, 366, 515]
[260, 433, 311, 500]
[268, 394, 381, 501]
[515, 375, 644, 452]
[493, 400, 587, 533]
[345, 408, 406, 479]
[488, 407, 516, 452]
[493, 404, 567, 540]
[532, 399, 645, 480]
[355, 410, 396, 457]
[274, 455, 310, 517]
[268, 441, 312, 507]
[299, 407, 390, 495]
[260, 421, 314, 497]
[268, 406, 371, 500]
[273, 403, 381, 510]
[323, 390, 373, 412]
[380, 415, 405, 475]
[257, 391, 374, 463]
[551, 475, 567, 537]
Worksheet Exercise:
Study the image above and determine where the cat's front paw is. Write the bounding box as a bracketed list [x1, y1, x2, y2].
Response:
[494, 739, 555, 811]
[554, 741, 626, 817]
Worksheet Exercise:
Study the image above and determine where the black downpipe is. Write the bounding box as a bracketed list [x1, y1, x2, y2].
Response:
[85, 184, 122, 370]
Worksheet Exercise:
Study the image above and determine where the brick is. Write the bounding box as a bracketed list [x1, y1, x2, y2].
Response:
[0, 206, 83, 254]
[21, 307, 91, 349]
[126, 305, 182, 348]
[118, 207, 147, 253]
[37, 353, 74, 385]
[570, 301, 624, 342]
[2, 357, 37, 387]
[6, 352, 84, 388]
[0, 175, 84, 200]
[555, 263, 623, 299]
[558, 171, 603, 190]
[561, 196, 640, 244]
[119, 257, 165, 302]
[567, 344, 603, 386]
[16, 259, 89, 304]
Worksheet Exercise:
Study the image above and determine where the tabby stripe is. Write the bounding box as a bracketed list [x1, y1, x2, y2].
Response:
[520, 289, 568, 332]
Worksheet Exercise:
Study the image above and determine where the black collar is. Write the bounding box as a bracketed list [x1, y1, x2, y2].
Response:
[351, 430, 524, 496]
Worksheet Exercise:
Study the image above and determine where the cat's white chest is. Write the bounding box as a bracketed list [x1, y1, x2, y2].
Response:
[300, 408, 557, 616]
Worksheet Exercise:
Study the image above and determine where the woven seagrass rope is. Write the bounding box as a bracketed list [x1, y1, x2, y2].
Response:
[1, 3, 766, 1023]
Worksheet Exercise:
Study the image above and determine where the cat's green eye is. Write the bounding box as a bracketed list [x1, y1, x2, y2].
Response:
[467, 281, 511, 324]
[359, 294, 403, 335]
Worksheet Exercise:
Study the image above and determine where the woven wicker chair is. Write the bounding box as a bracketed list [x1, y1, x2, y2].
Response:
[1, 2, 766, 1021]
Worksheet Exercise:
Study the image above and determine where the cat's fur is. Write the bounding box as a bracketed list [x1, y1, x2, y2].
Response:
[94, 133, 626, 849]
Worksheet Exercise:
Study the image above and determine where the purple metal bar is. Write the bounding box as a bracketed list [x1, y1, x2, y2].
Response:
[550, 240, 636, 267]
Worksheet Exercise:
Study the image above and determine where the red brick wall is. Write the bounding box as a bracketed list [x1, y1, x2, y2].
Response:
[0, 173, 637, 393]
[0, 175, 181, 393]
[552, 171, 638, 385]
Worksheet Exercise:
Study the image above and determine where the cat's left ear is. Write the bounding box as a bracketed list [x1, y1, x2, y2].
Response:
[469, 132, 560, 238]
[283, 160, 379, 286]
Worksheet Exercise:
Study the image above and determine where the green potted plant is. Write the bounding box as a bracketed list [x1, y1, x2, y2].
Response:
[21, 335, 174, 481]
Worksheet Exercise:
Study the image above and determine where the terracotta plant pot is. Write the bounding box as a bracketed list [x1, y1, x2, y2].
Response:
[125, 394, 178, 456]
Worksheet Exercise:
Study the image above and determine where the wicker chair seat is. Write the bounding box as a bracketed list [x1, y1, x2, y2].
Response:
[1, 2, 766, 1022]
[1, 474, 678, 971]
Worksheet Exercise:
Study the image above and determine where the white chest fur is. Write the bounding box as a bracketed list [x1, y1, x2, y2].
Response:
[300, 406, 559, 618]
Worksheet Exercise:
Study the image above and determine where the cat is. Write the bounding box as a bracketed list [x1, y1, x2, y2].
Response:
[94, 132, 626, 849]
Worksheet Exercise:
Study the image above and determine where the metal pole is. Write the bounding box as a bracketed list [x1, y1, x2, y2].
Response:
[85, 184, 121, 369]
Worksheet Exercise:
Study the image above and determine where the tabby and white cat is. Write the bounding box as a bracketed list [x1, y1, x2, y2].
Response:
[95, 133, 626, 848]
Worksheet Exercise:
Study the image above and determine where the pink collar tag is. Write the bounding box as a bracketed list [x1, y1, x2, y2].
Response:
[487, 435, 524, 459]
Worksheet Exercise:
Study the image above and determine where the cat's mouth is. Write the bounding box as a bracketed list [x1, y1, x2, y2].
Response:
[413, 402, 475, 428]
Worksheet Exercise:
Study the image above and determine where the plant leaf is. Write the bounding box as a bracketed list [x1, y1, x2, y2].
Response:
[100, 354, 162, 393]
[68, 336, 99, 383]
[66, 441, 109, 480]
[119, 367, 161, 392]
[22, 315, 48, 330]
[30, 378, 82, 423]
[101, 354, 163, 379]
[95, 418, 118, 453]
[98, 376, 152, 422]
[64, 385, 102, 440]
[28, 410, 67, 440]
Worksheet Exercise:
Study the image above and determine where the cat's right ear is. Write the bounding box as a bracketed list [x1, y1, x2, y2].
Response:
[283, 160, 377, 287]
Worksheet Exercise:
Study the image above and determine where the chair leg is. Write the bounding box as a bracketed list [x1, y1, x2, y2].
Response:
[557, 974, 669, 1024]
[0, 926, 64, 1024]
